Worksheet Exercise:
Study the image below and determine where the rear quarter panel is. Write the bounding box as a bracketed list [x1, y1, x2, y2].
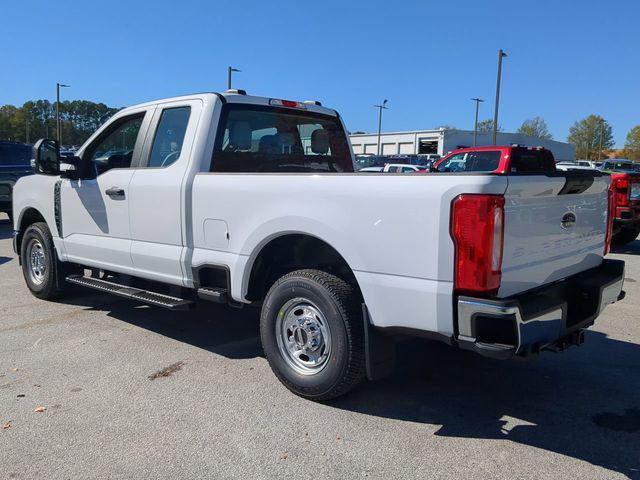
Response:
[191, 173, 508, 335]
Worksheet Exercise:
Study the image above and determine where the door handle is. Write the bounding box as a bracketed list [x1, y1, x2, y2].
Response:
[105, 187, 125, 198]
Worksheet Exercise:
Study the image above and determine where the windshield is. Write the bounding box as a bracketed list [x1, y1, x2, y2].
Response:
[604, 161, 635, 171]
[355, 155, 387, 170]
[212, 105, 353, 173]
[437, 150, 501, 172]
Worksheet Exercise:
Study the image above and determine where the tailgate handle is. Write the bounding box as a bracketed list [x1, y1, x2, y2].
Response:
[559, 177, 594, 195]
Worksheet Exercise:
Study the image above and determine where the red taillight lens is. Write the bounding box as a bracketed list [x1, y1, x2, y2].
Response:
[605, 187, 615, 255]
[451, 194, 505, 295]
[613, 177, 630, 207]
[269, 98, 307, 109]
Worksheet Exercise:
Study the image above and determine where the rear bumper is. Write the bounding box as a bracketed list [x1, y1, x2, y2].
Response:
[456, 259, 625, 359]
[615, 205, 640, 224]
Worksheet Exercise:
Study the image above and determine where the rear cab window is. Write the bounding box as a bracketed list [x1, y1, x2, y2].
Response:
[211, 105, 353, 173]
[148, 107, 191, 168]
[508, 148, 556, 174]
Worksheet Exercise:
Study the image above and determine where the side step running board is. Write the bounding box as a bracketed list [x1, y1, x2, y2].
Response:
[197, 287, 228, 303]
[66, 274, 194, 310]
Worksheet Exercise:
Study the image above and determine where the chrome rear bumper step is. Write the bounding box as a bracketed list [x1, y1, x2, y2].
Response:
[65, 274, 194, 310]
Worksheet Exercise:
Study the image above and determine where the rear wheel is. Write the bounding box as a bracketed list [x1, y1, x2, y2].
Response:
[612, 226, 640, 246]
[260, 269, 365, 400]
[20, 222, 70, 300]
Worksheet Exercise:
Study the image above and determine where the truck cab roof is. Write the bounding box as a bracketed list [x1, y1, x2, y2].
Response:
[119, 92, 338, 118]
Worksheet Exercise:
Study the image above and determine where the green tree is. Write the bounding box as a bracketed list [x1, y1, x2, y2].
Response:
[0, 105, 20, 140]
[623, 125, 640, 161]
[0, 99, 120, 146]
[517, 117, 552, 139]
[436, 124, 457, 130]
[476, 119, 502, 133]
[567, 115, 614, 160]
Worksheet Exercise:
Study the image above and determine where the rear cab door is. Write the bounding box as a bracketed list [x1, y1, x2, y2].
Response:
[128, 97, 204, 286]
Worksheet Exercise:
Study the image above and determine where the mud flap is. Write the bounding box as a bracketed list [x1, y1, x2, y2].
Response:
[362, 304, 396, 381]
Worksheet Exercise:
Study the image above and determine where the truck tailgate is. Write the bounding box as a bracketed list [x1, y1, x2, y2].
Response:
[499, 173, 610, 298]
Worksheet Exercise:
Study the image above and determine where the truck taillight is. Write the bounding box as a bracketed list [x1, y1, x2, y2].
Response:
[269, 98, 307, 109]
[451, 194, 505, 295]
[605, 187, 615, 255]
[613, 177, 630, 207]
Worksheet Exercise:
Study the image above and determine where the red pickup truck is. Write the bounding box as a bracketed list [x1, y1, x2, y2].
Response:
[432, 145, 557, 174]
[433, 146, 639, 246]
[607, 171, 640, 245]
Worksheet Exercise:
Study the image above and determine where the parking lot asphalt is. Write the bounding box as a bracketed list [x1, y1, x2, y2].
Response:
[0, 213, 639, 479]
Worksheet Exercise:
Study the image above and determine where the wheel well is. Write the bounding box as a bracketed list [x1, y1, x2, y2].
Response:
[246, 234, 360, 302]
[16, 208, 46, 253]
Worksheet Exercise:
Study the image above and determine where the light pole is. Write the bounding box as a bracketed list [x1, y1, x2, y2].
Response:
[227, 66, 241, 90]
[374, 99, 388, 155]
[56, 82, 70, 144]
[471, 97, 484, 147]
[598, 118, 605, 161]
[492, 49, 507, 145]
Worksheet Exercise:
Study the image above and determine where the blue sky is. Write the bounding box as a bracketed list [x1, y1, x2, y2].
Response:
[2, 0, 639, 146]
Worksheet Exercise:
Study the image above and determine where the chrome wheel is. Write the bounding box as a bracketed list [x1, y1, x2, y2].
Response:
[275, 298, 332, 375]
[26, 238, 47, 285]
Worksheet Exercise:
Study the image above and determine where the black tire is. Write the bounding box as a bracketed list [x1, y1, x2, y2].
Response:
[260, 269, 365, 401]
[612, 226, 640, 246]
[20, 222, 69, 300]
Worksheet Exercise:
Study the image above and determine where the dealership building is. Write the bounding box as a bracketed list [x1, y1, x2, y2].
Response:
[349, 128, 576, 161]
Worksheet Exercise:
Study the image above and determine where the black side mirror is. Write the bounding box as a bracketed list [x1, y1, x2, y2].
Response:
[32, 139, 60, 175]
[60, 156, 82, 180]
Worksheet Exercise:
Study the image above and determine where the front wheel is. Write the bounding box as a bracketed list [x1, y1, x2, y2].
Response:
[260, 269, 365, 401]
[20, 222, 69, 300]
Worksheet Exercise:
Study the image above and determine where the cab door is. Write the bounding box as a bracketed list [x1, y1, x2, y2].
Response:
[60, 108, 153, 274]
[128, 99, 201, 285]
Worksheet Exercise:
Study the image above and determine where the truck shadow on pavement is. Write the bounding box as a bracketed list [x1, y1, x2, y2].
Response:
[333, 335, 640, 479]
[0, 217, 13, 239]
[612, 239, 640, 256]
[59, 291, 640, 479]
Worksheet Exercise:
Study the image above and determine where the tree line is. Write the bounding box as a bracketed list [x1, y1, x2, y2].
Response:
[447, 115, 638, 161]
[0, 99, 120, 147]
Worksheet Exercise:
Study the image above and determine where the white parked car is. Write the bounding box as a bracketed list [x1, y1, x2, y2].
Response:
[382, 163, 428, 173]
[360, 163, 428, 173]
[555, 162, 597, 171]
[12, 91, 625, 399]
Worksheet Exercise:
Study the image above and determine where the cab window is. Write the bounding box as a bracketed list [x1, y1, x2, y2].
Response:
[83, 114, 144, 178]
[211, 105, 352, 173]
[147, 107, 191, 168]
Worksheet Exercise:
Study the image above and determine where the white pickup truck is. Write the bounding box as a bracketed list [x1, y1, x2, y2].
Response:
[12, 91, 625, 400]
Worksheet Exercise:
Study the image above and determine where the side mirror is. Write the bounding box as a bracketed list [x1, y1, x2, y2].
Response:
[32, 139, 60, 175]
[60, 156, 82, 180]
